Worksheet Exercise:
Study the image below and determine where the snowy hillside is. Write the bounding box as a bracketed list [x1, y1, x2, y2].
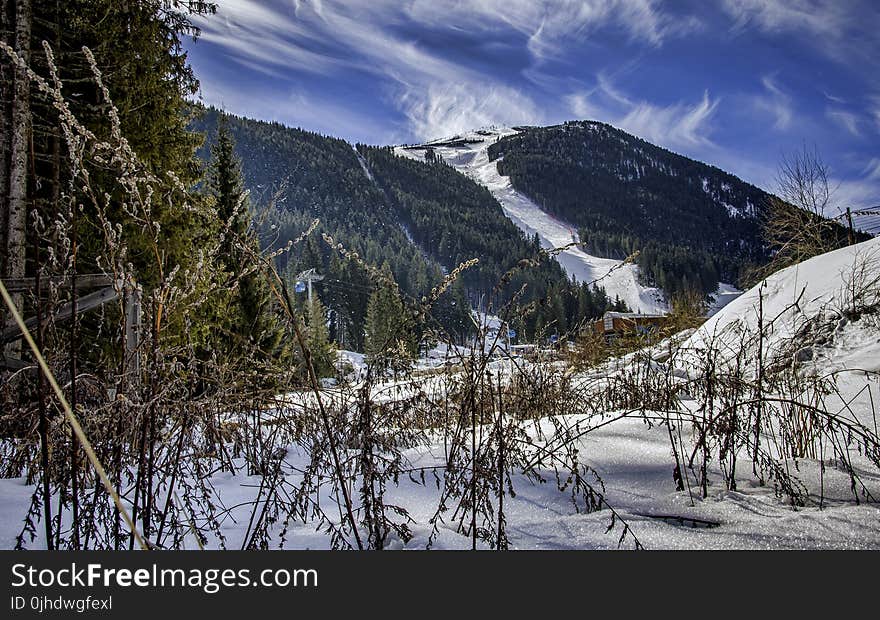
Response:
[707, 281, 742, 316]
[686, 235, 880, 366]
[396, 129, 669, 314]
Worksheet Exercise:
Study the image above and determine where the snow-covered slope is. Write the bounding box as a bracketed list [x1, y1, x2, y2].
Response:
[687, 235, 880, 367]
[396, 129, 668, 314]
[5, 240, 878, 550]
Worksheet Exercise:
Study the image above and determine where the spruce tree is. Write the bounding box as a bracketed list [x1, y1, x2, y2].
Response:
[205, 117, 285, 361]
[304, 294, 335, 379]
[365, 269, 412, 370]
[208, 116, 249, 258]
[0, 1, 220, 362]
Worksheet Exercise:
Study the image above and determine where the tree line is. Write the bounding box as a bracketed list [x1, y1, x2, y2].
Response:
[194, 109, 630, 348]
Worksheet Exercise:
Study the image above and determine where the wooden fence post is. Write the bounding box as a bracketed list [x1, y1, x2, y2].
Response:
[122, 277, 141, 395]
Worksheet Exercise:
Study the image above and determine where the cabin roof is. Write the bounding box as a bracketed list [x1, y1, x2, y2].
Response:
[601, 311, 667, 320]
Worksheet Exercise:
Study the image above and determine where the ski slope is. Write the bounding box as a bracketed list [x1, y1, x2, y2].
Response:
[396, 128, 668, 314]
[707, 281, 742, 316]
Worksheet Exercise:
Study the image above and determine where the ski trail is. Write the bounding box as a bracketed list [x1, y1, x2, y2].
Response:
[396, 129, 668, 314]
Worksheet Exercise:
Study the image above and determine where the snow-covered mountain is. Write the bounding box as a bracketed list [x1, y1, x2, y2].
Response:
[198, 110, 870, 328]
[397, 127, 740, 315]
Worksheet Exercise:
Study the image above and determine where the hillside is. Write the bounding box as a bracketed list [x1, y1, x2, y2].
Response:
[356, 144, 563, 296]
[193, 109, 628, 344]
[487, 121, 774, 297]
[685, 235, 880, 372]
[193, 110, 866, 333]
[193, 107, 432, 284]
[396, 128, 667, 314]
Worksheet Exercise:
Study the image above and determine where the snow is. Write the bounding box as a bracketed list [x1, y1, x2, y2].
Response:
[699, 176, 747, 218]
[677, 237, 880, 464]
[352, 146, 375, 183]
[6, 413, 876, 550]
[4, 176, 878, 553]
[707, 281, 742, 316]
[396, 129, 667, 315]
[336, 349, 366, 381]
[687, 235, 880, 359]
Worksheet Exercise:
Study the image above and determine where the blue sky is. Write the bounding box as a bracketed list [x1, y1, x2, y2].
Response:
[184, 0, 880, 211]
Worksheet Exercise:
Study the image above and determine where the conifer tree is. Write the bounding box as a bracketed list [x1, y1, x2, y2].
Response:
[208, 116, 249, 257]
[205, 117, 285, 360]
[365, 268, 413, 370]
[0, 0, 221, 361]
[304, 294, 335, 379]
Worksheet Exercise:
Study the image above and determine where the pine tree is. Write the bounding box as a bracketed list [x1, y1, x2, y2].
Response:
[63, 1, 216, 294]
[304, 294, 335, 379]
[0, 1, 220, 361]
[365, 269, 412, 370]
[205, 117, 285, 361]
[208, 116, 249, 259]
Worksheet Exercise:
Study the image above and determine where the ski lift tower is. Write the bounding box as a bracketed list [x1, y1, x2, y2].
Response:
[295, 268, 324, 304]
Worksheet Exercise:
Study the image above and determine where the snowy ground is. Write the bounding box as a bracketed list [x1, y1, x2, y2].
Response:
[707, 281, 742, 316]
[3, 241, 878, 551]
[687, 235, 880, 359]
[396, 129, 669, 315]
[5, 409, 877, 550]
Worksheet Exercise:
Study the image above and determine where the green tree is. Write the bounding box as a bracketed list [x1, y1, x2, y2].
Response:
[304, 294, 335, 379]
[208, 116, 249, 256]
[365, 270, 413, 370]
[0, 1, 220, 365]
[205, 118, 286, 362]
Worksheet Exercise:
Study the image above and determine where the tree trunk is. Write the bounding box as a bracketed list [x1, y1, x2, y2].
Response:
[0, 0, 12, 274]
[4, 0, 31, 359]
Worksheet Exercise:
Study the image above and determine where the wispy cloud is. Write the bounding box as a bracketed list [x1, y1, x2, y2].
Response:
[826, 108, 861, 137]
[721, 0, 880, 69]
[595, 71, 635, 108]
[566, 74, 719, 151]
[565, 92, 601, 120]
[619, 90, 719, 148]
[192, 1, 699, 140]
[871, 96, 880, 133]
[193, 1, 341, 76]
[827, 177, 880, 213]
[405, 0, 694, 61]
[863, 158, 880, 181]
[723, 0, 851, 39]
[754, 74, 793, 131]
[194, 1, 537, 139]
[403, 82, 543, 140]
[563, 69, 634, 120]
